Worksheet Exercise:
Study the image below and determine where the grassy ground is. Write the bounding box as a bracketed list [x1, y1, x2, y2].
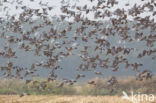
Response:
[1, 95, 155, 103]
[0, 76, 156, 96]
[0, 77, 156, 103]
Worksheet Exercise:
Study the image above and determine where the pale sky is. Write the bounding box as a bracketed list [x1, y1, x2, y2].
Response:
[0, 0, 155, 79]
[0, 0, 155, 21]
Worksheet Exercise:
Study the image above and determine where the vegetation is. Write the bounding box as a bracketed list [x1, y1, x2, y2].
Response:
[0, 76, 156, 96]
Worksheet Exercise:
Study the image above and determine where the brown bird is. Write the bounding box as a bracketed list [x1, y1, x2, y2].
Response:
[0, 0, 155, 91]
[88, 80, 96, 85]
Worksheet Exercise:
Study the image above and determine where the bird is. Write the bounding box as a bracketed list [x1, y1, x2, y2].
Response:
[0, 0, 155, 94]
[19, 92, 30, 97]
[88, 80, 96, 85]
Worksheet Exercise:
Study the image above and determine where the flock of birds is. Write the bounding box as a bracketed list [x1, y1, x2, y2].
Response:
[0, 0, 156, 97]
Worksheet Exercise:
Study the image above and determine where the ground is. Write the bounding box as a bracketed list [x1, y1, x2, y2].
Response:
[0, 95, 155, 103]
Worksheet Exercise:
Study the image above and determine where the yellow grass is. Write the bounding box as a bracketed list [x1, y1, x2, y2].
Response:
[0, 95, 155, 103]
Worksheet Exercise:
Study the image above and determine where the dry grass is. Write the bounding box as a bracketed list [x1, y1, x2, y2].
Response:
[0, 77, 156, 103]
[0, 76, 156, 96]
[0, 95, 156, 103]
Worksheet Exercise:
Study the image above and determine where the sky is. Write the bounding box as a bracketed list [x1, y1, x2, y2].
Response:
[0, 0, 155, 80]
[0, 0, 155, 21]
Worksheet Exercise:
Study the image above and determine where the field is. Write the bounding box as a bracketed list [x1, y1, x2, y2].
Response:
[1, 95, 156, 103]
[0, 77, 156, 103]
